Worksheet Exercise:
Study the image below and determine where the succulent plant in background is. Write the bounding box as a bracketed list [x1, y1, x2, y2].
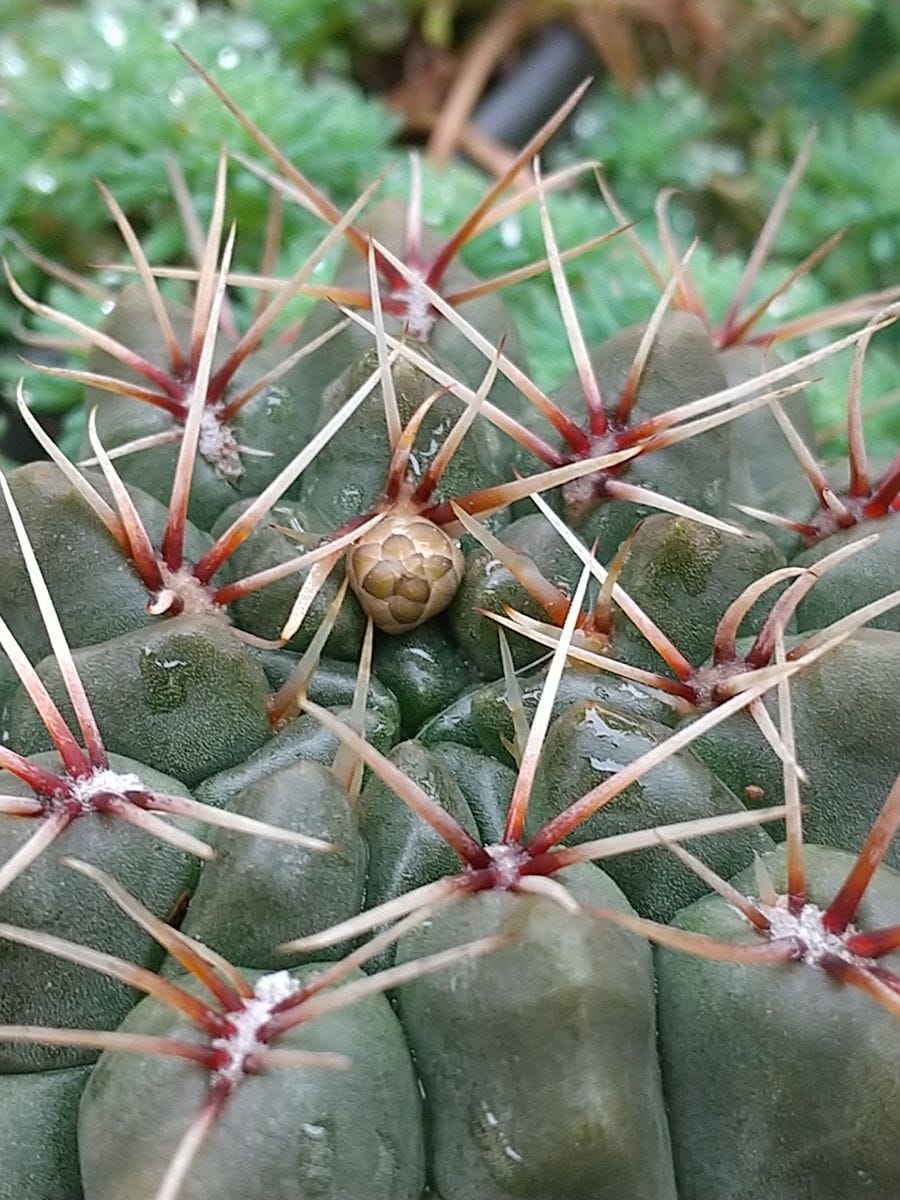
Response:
[0, 31, 899, 1200]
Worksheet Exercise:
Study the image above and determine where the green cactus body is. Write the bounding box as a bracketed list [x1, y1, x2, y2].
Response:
[180, 761, 367, 968]
[718, 344, 816, 506]
[85, 287, 324, 531]
[657, 844, 900, 1200]
[0, 463, 207, 670]
[211, 498, 366, 658]
[793, 511, 900, 633]
[358, 740, 480, 923]
[77, 966, 426, 1200]
[0, 752, 198, 1071]
[298, 349, 508, 533]
[429, 743, 516, 844]
[5, 616, 271, 787]
[195, 704, 396, 812]
[612, 514, 785, 672]
[0, 1065, 89, 1200]
[525, 700, 773, 921]
[372, 617, 475, 736]
[293, 197, 529, 423]
[395, 863, 678, 1200]
[449, 512, 584, 676]
[552, 313, 731, 552]
[460, 664, 678, 764]
[248, 653, 400, 730]
[690, 629, 900, 866]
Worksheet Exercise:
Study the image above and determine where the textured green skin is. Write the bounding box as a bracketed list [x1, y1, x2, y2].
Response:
[85, 286, 325, 530]
[448, 512, 585, 677]
[753, 456, 898, 559]
[690, 629, 900, 868]
[461, 664, 677, 764]
[416, 665, 676, 754]
[612, 514, 785, 672]
[358, 740, 479, 934]
[372, 616, 475, 735]
[793, 511, 900, 633]
[0, 752, 197, 1072]
[552, 313, 731, 555]
[429, 743, 515, 844]
[195, 704, 396, 815]
[78, 966, 426, 1200]
[292, 198, 530, 425]
[718, 345, 816, 507]
[525, 699, 773, 922]
[247, 651, 401, 733]
[395, 863, 678, 1200]
[5, 616, 271, 787]
[212, 497, 366, 659]
[0, 462, 213, 695]
[297, 348, 508, 533]
[415, 682, 483, 750]
[0, 1065, 89, 1199]
[180, 761, 367, 968]
[657, 845, 900, 1200]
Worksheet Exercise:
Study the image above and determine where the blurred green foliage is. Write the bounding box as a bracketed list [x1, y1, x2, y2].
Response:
[1, 0, 898, 462]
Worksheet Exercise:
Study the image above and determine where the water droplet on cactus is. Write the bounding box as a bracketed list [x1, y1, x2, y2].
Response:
[217, 46, 241, 71]
[158, 0, 198, 41]
[62, 59, 111, 95]
[23, 164, 58, 196]
[499, 216, 523, 250]
[0, 36, 27, 79]
[91, 7, 128, 49]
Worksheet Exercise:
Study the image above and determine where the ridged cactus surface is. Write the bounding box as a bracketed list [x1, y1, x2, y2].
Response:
[1, 53, 899, 1200]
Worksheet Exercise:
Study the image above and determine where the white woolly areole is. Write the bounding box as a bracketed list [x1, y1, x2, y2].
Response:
[67, 767, 147, 812]
[153, 565, 225, 619]
[758, 897, 876, 969]
[486, 842, 528, 890]
[198, 407, 243, 482]
[397, 276, 436, 341]
[211, 970, 301, 1086]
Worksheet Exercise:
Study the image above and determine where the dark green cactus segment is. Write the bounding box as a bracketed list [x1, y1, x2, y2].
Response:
[718, 344, 816, 506]
[416, 683, 482, 750]
[297, 349, 508, 532]
[179, 761, 367, 968]
[524, 700, 773, 921]
[77, 966, 426, 1200]
[293, 197, 529, 422]
[657, 844, 900, 1200]
[470, 665, 677, 766]
[358, 740, 480, 935]
[0, 462, 208, 673]
[5, 616, 271, 787]
[793, 512, 900, 633]
[196, 704, 396, 812]
[555, 313, 731, 549]
[85, 287, 324, 531]
[249, 653, 401, 734]
[448, 512, 584, 677]
[690, 630, 900, 867]
[372, 617, 475, 736]
[0, 752, 198, 1072]
[212, 499, 366, 658]
[429, 743, 516, 845]
[612, 514, 785, 673]
[0, 1065, 89, 1200]
[395, 863, 678, 1200]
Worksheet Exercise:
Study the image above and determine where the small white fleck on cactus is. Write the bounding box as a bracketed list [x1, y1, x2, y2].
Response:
[346, 514, 464, 634]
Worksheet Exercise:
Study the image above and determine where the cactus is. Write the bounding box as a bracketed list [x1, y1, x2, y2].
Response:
[1, 47, 899, 1200]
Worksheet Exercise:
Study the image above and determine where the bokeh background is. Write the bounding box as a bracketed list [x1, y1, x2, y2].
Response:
[2, 0, 898, 460]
